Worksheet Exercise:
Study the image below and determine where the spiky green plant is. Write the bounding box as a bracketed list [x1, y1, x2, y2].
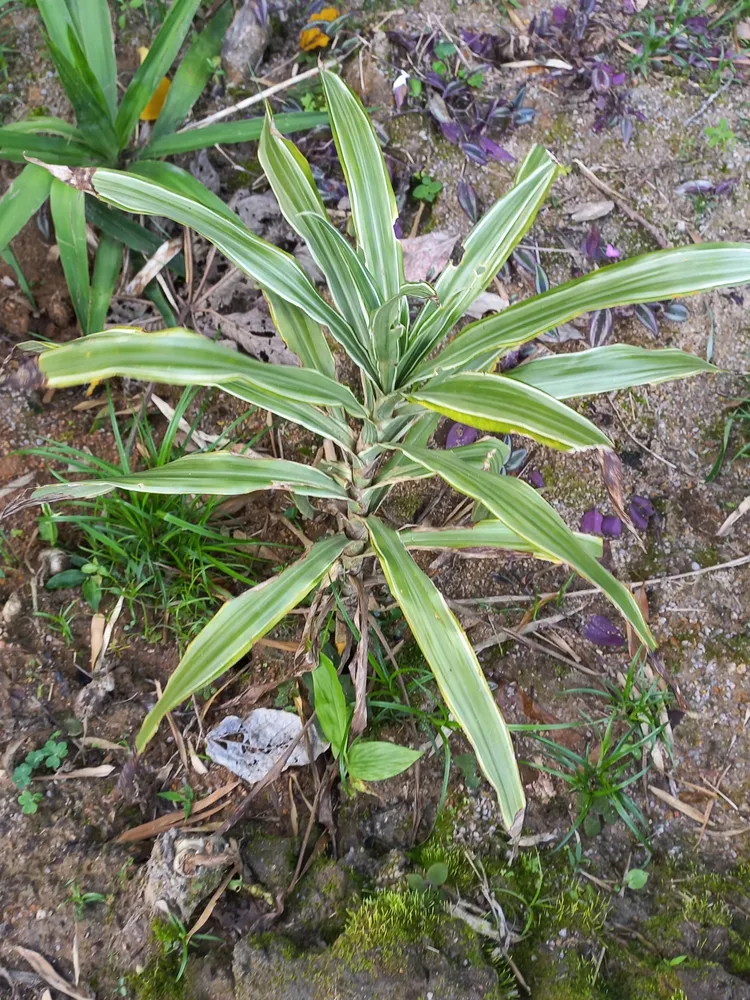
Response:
[0, 0, 325, 329]
[6, 70, 749, 832]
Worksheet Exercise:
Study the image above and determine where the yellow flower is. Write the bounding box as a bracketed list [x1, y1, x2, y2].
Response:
[138, 45, 171, 121]
[300, 6, 339, 52]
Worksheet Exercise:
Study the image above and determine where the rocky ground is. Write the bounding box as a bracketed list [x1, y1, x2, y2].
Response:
[1, 0, 750, 998]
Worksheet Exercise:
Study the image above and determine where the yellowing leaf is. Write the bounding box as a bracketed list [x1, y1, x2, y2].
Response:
[137, 46, 171, 121]
[300, 6, 338, 51]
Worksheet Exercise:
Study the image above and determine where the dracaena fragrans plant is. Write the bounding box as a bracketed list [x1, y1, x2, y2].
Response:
[0, 0, 325, 331]
[8, 69, 749, 834]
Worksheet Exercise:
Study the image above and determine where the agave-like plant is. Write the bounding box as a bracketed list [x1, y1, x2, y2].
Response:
[9, 71, 749, 833]
[0, 0, 324, 329]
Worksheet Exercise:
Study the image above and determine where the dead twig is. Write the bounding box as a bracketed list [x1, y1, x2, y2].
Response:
[573, 159, 670, 250]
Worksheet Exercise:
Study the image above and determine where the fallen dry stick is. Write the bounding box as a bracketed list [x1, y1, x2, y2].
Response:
[573, 159, 670, 250]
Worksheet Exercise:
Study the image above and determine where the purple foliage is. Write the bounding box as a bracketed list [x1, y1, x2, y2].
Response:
[457, 179, 478, 223]
[584, 615, 627, 647]
[479, 136, 514, 162]
[580, 509, 604, 534]
[588, 308, 613, 347]
[601, 515, 623, 537]
[445, 423, 480, 448]
[676, 177, 738, 198]
[461, 29, 508, 63]
[629, 495, 655, 531]
[527, 469, 546, 489]
[634, 303, 659, 337]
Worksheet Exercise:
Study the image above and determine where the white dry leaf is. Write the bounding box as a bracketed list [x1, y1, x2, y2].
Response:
[717, 495, 750, 537]
[11, 946, 93, 1000]
[206, 708, 328, 784]
[569, 200, 615, 222]
[464, 291, 509, 319]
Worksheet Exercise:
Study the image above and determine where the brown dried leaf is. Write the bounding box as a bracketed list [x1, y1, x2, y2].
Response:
[400, 231, 458, 283]
[11, 946, 92, 1000]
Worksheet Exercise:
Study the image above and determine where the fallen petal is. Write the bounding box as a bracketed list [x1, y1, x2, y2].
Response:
[584, 615, 626, 647]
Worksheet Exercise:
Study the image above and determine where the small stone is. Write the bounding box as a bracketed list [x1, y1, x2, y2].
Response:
[1, 591, 22, 625]
[690, 561, 701, 571]
[221, 2, 271, 87]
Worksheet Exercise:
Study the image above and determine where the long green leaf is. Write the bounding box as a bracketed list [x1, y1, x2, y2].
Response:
[418, 244, 750, 380]
[49, 178, 90, 333]
[400, 148, 559, 380]
[85, 199, 186, 277]
[312, 652, 348, 756]
[221, 379, 354, 451]
[399, 520, 604, 561]
[0, 128, 103, 166]
[67, 0, 118, 119]
[80, 166, 370, 376]
[35, 328, 366, 416]
[115, 0, 202, 147]
[265, 292, 335, 379]
[399, 445, 654, 648]
[347, 741, 422, 782]
[0, 164, 52, 249]
[141, 111, 329, 158]
[136, 533, 348, 749]
[0, 246, 37, 309]
[88, 232, 121, 333]
[13, 452, 347, 513]
[367, 516, 525, 832]
[150, 1, 233, 142]
[506, 345, 717, 399]
[2, 117, 86, 141]
[365, 411, 439, 512]
[35, 0, 76, 60]
[410, 371, 612, 452]
[128, 158, 237, 222]
[42, 29, 119, 158]
[321, 69, 402, 301]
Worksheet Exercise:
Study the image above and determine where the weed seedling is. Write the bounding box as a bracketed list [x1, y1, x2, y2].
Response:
[12, 732, 68, 814]
[158, 783, 195, 819]
[158, 912, 221, 980]
[705, 117, 735, 148]
[412, 173, 443, 203]
[34, 600, 77, 646]
[66, 880, 108, 920]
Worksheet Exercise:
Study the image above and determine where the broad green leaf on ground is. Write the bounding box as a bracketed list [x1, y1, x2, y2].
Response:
[399, 521, 604, 560]
[136, 533, 348, 749]
[115, 0, 202, 146]
[347, 740, 422, 782]
[410, 371, 612, 451]
[0, 129, 104, 165]
[34, 328, 366, 416]
[0, 164, 52, 249]
[13, 453, 348, 513]
[141, 111, 329, 158]
[506, 345, 717, 399]
[416, 244, 750, 379]
[399, 445, 654, 648]
[150, 1, 233, 141]
[312, 653, 348, 756]
[367, 516, 525, 832]
[49, 179, 91, 333]
[321, 69, 402, 301]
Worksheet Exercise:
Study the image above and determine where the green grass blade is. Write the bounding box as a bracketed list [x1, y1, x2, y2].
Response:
[2, 117, 86, 141]
[400, 445, 654, 648]
[35, 0, 76, 60]
[150, 1, 232, 142]
[321, 69, 402, 301]
[419, 244, 750, 380]
[400, 147, 559, 380]
[135, 533, 348, 749]
[115, 0, 202, 147]
[88, 233, 122, 333]
[84, 199, 186, 277]
[34, 327, 366, 416]
[141, 111, 329, 158]
[66, 0, 117, 119]
[399, 521, 604, 561]
[15, 452, 348, 513]
[0, 246, 37, 308]
[0, 164, 52, 249]
[80, 165, 366, 372]
[49, 178, 91, 333]
[265, 292, 335, 379]
[367, 515, 525, 832]
[128, 158, 237, 221]
[0, 128, 104, 165]
[410, 371, 612, 452]
[506, 345, 717, 399]
[43, 29, 119, 158]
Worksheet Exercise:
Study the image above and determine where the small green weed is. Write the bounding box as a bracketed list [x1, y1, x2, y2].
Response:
[157, 783, 195, 819]
[66, 880, 108, 920]
[27, 389, 276, 646]
[34, 599, 77, 645]
[155, 912, 220, 981]
[12, 731, 68, 814]
[706, 379, 750, 479]
[704, 117, 735, 148]
[412, 173, 443, 204]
